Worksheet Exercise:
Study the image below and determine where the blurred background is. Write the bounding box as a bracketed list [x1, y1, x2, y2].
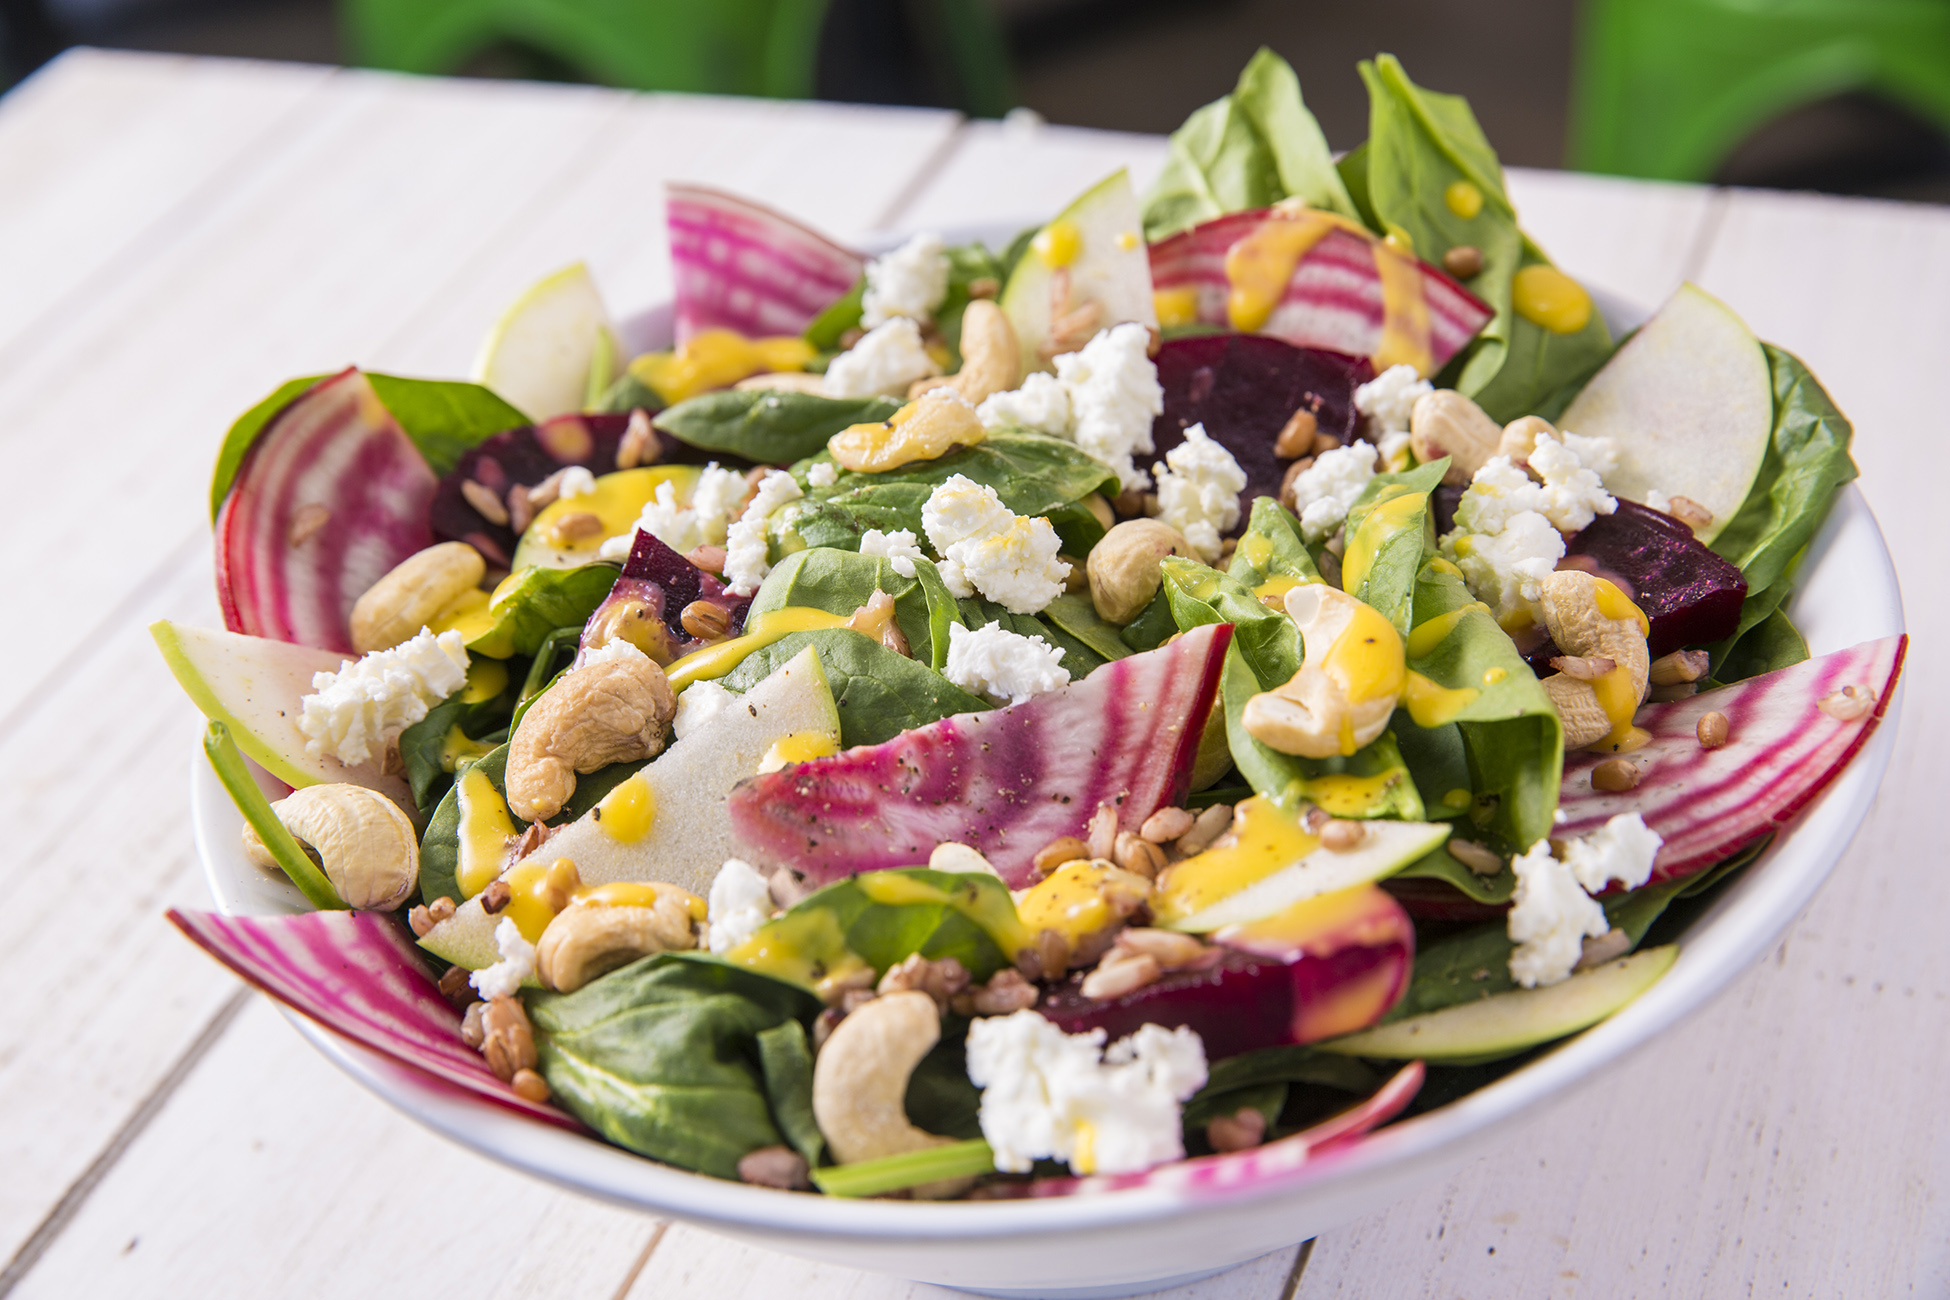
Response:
[3, 0, 1947, 200]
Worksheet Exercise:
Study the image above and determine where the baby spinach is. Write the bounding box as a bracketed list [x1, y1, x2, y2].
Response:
[750, 869, 1018, 989]
[1118, 588, 1178, 652]
[594, 369, 665, 415]
[1224, 496, 1322, 591]
[467, 563, 619, 660]
[655, 391, 900, 465]
[754, 1019, 823, 1165]
[801, 242, 1004, 369]
[1714, 606, 1809, 684]
[747, 546, 962, 669]
[397, 671, 518, 814]
[721, 628, 987, 747]
[1342, 460, 1446, 635]
[804, 277, 865, 353]
[1182, 1045, 1376, 1129]
[1039, 592, 1132, 666]
[904, 1017, 985, 1142]
[526, 952, 821, 1180]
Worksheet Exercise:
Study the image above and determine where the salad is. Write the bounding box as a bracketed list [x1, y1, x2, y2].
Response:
[158, 50, 1904, 1200]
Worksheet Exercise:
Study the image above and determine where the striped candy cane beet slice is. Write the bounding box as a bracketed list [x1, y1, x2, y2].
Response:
[666, 184, 865, 344]
[168, 908, 577, 1129]
[1559, 633, 1906, 882]
[726, 623, 1233, 889]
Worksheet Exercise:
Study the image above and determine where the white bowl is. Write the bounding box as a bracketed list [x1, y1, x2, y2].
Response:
[190, 281, 1905, 1298]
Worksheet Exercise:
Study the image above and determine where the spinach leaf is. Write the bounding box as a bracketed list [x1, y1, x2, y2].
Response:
[1186, 1045, 1376, 1122]
[1392, 844, 1514, 904]
[655, 391, 900, 465]
[804, 277, 865, 353]
[1224, 496, 1322, 590]
[467, 564, 619, 660]
[904, 1018, 985, 1141]
[747, 869, 1019, 990]
[1119, 588, 1178, 652]
[526, 952, 821, 1180]
[397, 667, 517, 814]
[801, 243, 1003, 369]
[595, 369, 666, 415]
[747, 546, 962, 669]
[1140, 47, 1356, 241]
[754, 1019, 823, 1165]
[721, 628, 987, 746]
[1039, 592, 1132, 665]
[1713, 605, 1809, 684]
[1342, 460, 1446, 635]
[209, 374, 327, 519]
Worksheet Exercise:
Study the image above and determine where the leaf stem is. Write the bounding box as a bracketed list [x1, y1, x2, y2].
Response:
[810, 1138, 996, 1198]
[202, 721, 347, 911]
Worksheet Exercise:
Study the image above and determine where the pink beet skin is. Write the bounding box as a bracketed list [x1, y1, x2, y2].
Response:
[725, 624, 1232, 888]
[666, 184, 864, 343]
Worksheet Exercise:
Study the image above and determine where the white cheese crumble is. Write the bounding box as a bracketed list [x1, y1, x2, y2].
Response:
[965, 1011, 1208, 1175]
[921, 474, 1070, 613]
[1052, 323, 1163, 490]
[1506, 841, 1609, 990]
[1525, 433, 1617, 533]
[859, 527, 924, 579]
[722, 469, 804, 595]
[580, 636, 650, 669]
[943, 620, 1068, 706]
[1377, 429, 1414, 473]
[556, 465, 598, 499]
[861, 232, 950, 330]
[1286, 441, 1378, 543]
[471, 917, 536, 1000]
[1563, 812, 1664, 894]
[1353, 363, 1431, 434]
[822, 317, 939, 399]
[1440, 433, 1619, 623]
[1559, 430, 1619, 480]
[977, 371, 1073, 437]
[1152, 421, 1247, 562]
[1445, 509, 1564, 624]
[601, 461, 748, 560]
[297, 627, 470, 767]
[671, 678, 736, 740]
[806, 461, 839, 489]
[706, 858, 774, 954]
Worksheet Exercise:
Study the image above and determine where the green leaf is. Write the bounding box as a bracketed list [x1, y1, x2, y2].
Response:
[1225, 496, 1322, 591]
[1118, 588, 1178, 652]
[747, 546, 963, 670]
[467, 564, 619, 660]
[1714, 605, 1809, 684]
[594, 369, 666, 415]
[527, 952, 821, 1180]
[1183, 1046, 1376, 1129]
[755, 1019, 823, 1166]
[1392, 843, 1513, 903]
[1233, 48, 1359, 219]
[904, 1016, 985, 1141]
[811, 1139, 996, 1197]
[396, 667, 517, 815]
[722, 628, 987, 747]
[209, 375, 327, 520]
[1038, 592, 1132, 665]
[1342, 460, 1446, 635]
[655, 390, 901, 465]
[804, 277, 866, 352]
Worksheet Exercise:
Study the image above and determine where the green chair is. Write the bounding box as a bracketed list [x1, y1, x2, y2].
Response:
[341, 0, 1014, 113]
[1570, 0, 1950, 180]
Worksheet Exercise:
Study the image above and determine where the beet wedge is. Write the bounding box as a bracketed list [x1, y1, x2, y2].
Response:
[726, 623, 1233, 888]
[666, 183, 865, 343]
[1148, 209, 1491, 373]
[1559, 634, 1906, 882]
[216, 368, 437, 652]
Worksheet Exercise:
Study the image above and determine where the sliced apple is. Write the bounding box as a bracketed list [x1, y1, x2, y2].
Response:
[1000, 169, 1158, 373]
[472, 262, 618, 422]
[1319, 945, 1677, 1063]
[1558, 282, 1770, 544]
[150, 620, 412, 806]
[421, 646, 839, 970]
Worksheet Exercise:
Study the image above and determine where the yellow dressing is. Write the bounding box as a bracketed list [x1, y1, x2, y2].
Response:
[1152, 286, 1200, 328]
[1073, 1120, 1097, 1175]
[454, 766, 517, 900]
[1320, 603, 1407, 706]
[1224, 211, 1348, 333]
[1403, 670, 1479, 727]
[429, 587, 494, 642]
[593, 772, 656, 843]
[1307, 771, 1404, 817]
[1405, 601, 1490, 659]
[1483, 666, 1508, 685]
[829, 396, 986, 473]
[1371, 239, 1435, 375]
[663, 607, 851, 691]
[1156, 797, 1318, 925]
[1235, 532, 1274, 569]
[1033, 219, 1082, 267]
[499, 858, 700, 944]
[459, 657, 509, 704]
[1016, 860, 1135, 949]
[577, 881, 674, 912]
[1591, 577, 1650, 636]
[628, 329, 814, 404]
[1442, 787, 1473, 810]
[1253, 573, 1305, 610]
[1590, 665, 1644, 751]
[855, 871, 1033, 960]
[1512, 265, 1593, 334]
[439, 724, 497, 773]
[759, 730, 840, 773]
[525, 466, 698, 558]
[1341, 488, 1425, 596]
[727, 907, 874, 1002]
[1425, 556, 1464, 579]
[1444, 180, 1484, 219]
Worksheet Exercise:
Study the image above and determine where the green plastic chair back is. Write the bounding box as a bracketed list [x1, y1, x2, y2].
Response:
[1571, 0, 1950, 180]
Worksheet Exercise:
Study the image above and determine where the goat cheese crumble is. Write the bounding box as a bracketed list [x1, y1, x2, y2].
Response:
[471, 917, 537, 1000]
[822, 317, 939, 399]
[1353, 363, 1431, 434]
[1563, 811, 1663, 894]
[556, 465, 598, 499]
[706, 858, 774, 954]
[722, 469, 803, 595]
[602, 461, 749, 560]
[858, 527, 924, 578]
[806, 460, 838, 488]
[976, 371, 1073, 437]
[1052, 322, 1162, 489]
[1507, 841, 1609, 990]
[1286, 441, 1379, 542]
[671, 679, 736, 739]
[1440, 433, 1618, 622]
[965, 1011, 1208, 1175]
[1153, 422, 1247, 562]
[297, 627, 470, 766]
[921, 474, 1070, 613]
[860, 232, 950, 329]
[942, 621, 1068, 706]
[580, 637, 650, 669]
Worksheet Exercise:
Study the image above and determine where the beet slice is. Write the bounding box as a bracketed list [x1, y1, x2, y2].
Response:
[725, 623, 1232, 888]
[578, 531, 750, 662]
[1148, 209, 1491, 370]
[666, 183, 864, 343]
[215, 368, 437, 652]
[1151, 335, 1372, 529]
[1559, 634, 1905, 883]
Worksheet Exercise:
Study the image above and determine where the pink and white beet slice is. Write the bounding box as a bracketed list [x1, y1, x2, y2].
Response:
[1559, 634, 1907, 881]
[665, 184, 865, 343]
[168, 908, 578, 1130]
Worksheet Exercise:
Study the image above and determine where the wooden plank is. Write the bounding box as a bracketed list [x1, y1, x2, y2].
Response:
[888, 117, 1168, 236]
[7, 997, 662, 1300]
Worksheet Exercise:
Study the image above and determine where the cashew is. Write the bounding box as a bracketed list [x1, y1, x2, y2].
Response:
[1498, 414, 1557, 461]
[533, 891, 699, 992]
[812, 990, 969, 1196]
[349, 542, 485, 652]
[1086, 520, 1195, 624]
[505, 652, 677, 821]
[1535, 570, 1650, 750]
[239, 783, 419, 910]
[1240, 585, 1405, 759]
[585, 598, 677, 664]
[909, 300, 1022, 406]
[828, 389, 986, 474]
[1409, 390, 1503, 486]
[733, 372, 830, 394]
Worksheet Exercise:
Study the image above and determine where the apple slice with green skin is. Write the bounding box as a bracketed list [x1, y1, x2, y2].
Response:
[1559, 282, 1770, 545]
[150, 620, 412, 807]
[1000, 169, 1158, 374]
[421, 646, 840, 971]
[472, 263, 618, 422]
[1318, 944, 1677, 1064]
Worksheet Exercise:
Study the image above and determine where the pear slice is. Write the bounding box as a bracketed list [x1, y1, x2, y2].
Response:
[1558, 283, 1770, 544]
[420, 646, 839, 970]
[472, 262, 618, 422]
[1000, 169, 1159, 373]
[150, 620, 411, 806]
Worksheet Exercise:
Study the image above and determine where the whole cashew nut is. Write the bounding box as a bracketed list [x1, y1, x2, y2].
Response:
[534, 891, 699, 992]
[909, 300, 1023, 406]
[505, 650, 677, 821]
[1536, 570, 1650, 750]
[1409, 391, 1503, 486]
[811, 990, 968, 1195]
[350, 542, 485, 652]
[1241, 585, 1405, 759]
[1497, 414, 1557, 462]
[1086, 519, 1194, 624]
[240, 783, 419, 910]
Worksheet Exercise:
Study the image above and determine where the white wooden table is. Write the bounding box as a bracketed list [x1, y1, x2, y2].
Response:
[0, 48, 1942, 1299]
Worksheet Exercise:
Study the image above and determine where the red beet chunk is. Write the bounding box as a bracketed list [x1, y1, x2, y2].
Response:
[1151, 336, 1372, 532]
[578, 531, 749, 662]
